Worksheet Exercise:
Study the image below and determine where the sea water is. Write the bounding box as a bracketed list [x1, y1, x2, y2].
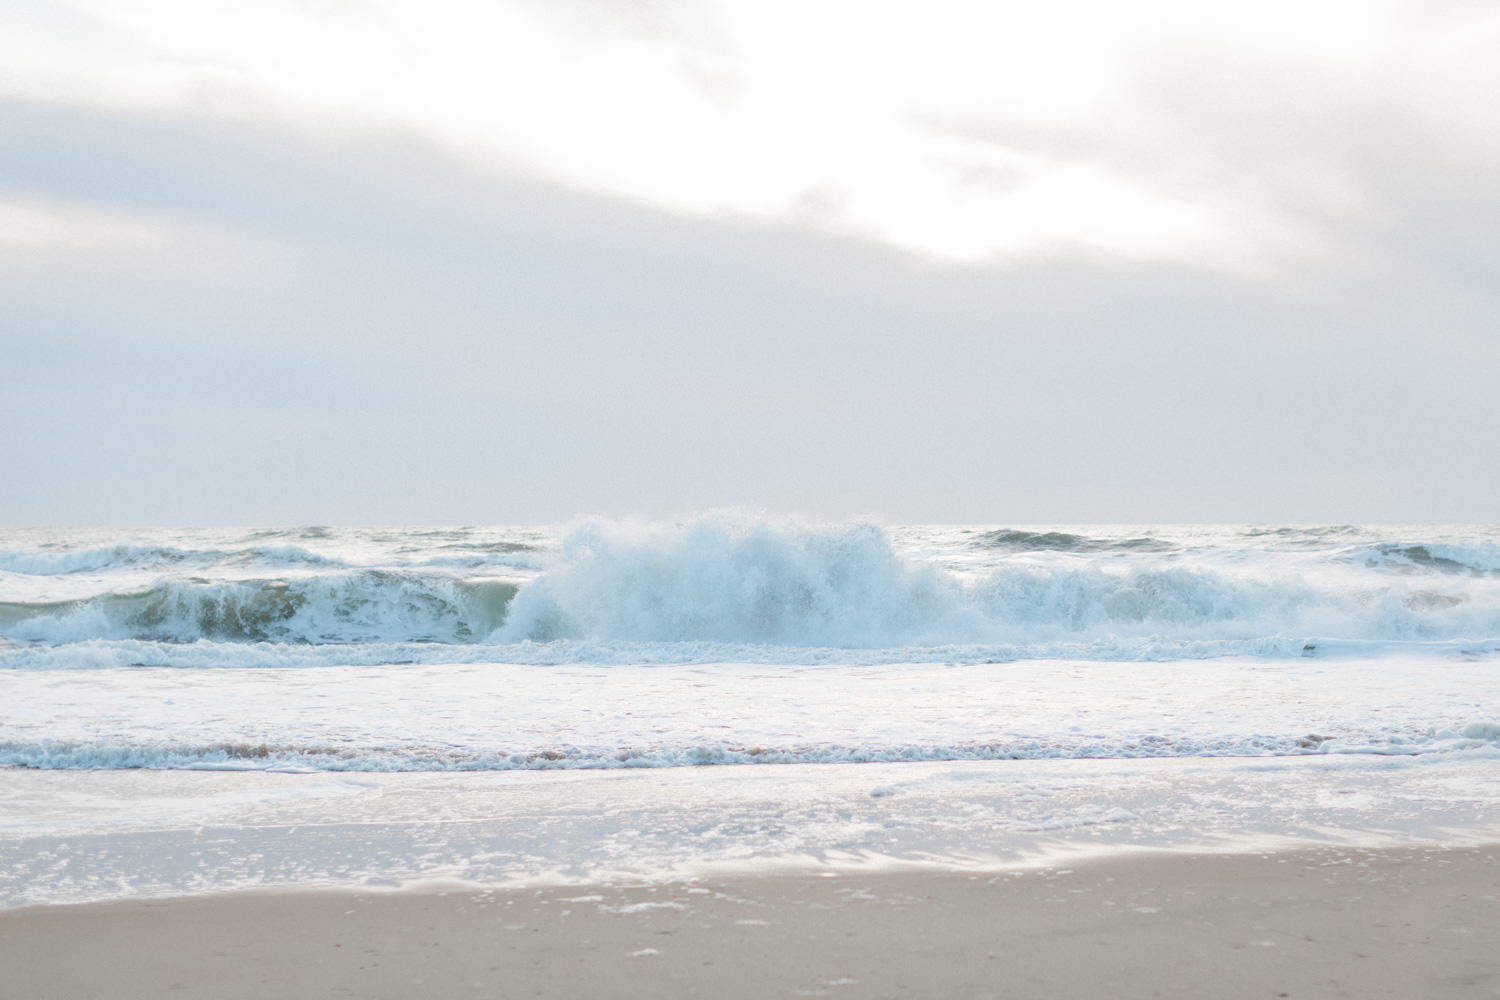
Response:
[3, 516, 1499, 905]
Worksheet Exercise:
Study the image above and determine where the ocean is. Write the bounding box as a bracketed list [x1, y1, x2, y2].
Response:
[3, 516, 1499, 906]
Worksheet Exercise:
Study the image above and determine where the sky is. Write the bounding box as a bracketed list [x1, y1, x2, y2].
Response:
[3, 0, 1498, 525]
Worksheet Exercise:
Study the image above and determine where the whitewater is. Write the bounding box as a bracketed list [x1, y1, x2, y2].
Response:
[4, 517, 1500, 770]
[3, 517, 1499, 905]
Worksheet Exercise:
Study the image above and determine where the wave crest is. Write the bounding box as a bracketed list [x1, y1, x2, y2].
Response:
[2, 573, 518, 644]
[492, 517, 1500, 648]
[494, 518, 964, 646]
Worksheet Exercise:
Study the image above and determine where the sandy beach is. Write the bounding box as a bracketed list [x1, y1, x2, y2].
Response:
[4, 843, 1495, 999]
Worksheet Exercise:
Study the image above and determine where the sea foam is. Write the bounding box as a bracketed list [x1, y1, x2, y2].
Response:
[4, 518, 1500, 655]
[490, 516, 1500, 649]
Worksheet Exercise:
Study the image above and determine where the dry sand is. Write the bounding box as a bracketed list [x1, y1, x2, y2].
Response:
[3, 844, 1497, 999]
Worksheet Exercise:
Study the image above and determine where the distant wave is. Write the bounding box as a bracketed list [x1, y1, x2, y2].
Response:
[0, 541, 540, 577]
[1357, 543, 1500, 576]
[0, 544, 344, 576]
[972, 529, 1173, 553]
[1239, 525, 1364, 542]
[0, 545, 196, 576]
[429, 541, 538, 554]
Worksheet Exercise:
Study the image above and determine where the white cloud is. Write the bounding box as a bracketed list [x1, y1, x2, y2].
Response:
[3, 0, 1497, 273]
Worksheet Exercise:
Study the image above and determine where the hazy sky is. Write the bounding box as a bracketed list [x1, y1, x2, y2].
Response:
[3, 0, 1498, 525]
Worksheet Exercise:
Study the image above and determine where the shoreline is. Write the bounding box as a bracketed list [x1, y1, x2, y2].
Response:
[9, 753, 1500, 910]
[5, 843, 1496, 999]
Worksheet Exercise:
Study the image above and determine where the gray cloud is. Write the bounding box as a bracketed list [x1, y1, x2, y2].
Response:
[2, 97, 1497, 524]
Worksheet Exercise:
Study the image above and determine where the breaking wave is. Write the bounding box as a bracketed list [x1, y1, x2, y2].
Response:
[491, 518, 1500, 649]
[1, 573, 518, 644]
[5, 518, 1500, 656]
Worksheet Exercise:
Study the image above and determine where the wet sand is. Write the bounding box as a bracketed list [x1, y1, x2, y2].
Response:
[3, 844, 1497, 999]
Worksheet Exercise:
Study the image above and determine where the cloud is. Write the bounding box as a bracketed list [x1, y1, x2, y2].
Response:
[7, 0, 1495, 273]
[2, 95, 1497, 525]
[1, 5, 1498, 524]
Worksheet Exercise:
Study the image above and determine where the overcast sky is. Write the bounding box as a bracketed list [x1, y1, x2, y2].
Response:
[3, 0, 1498, 525]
